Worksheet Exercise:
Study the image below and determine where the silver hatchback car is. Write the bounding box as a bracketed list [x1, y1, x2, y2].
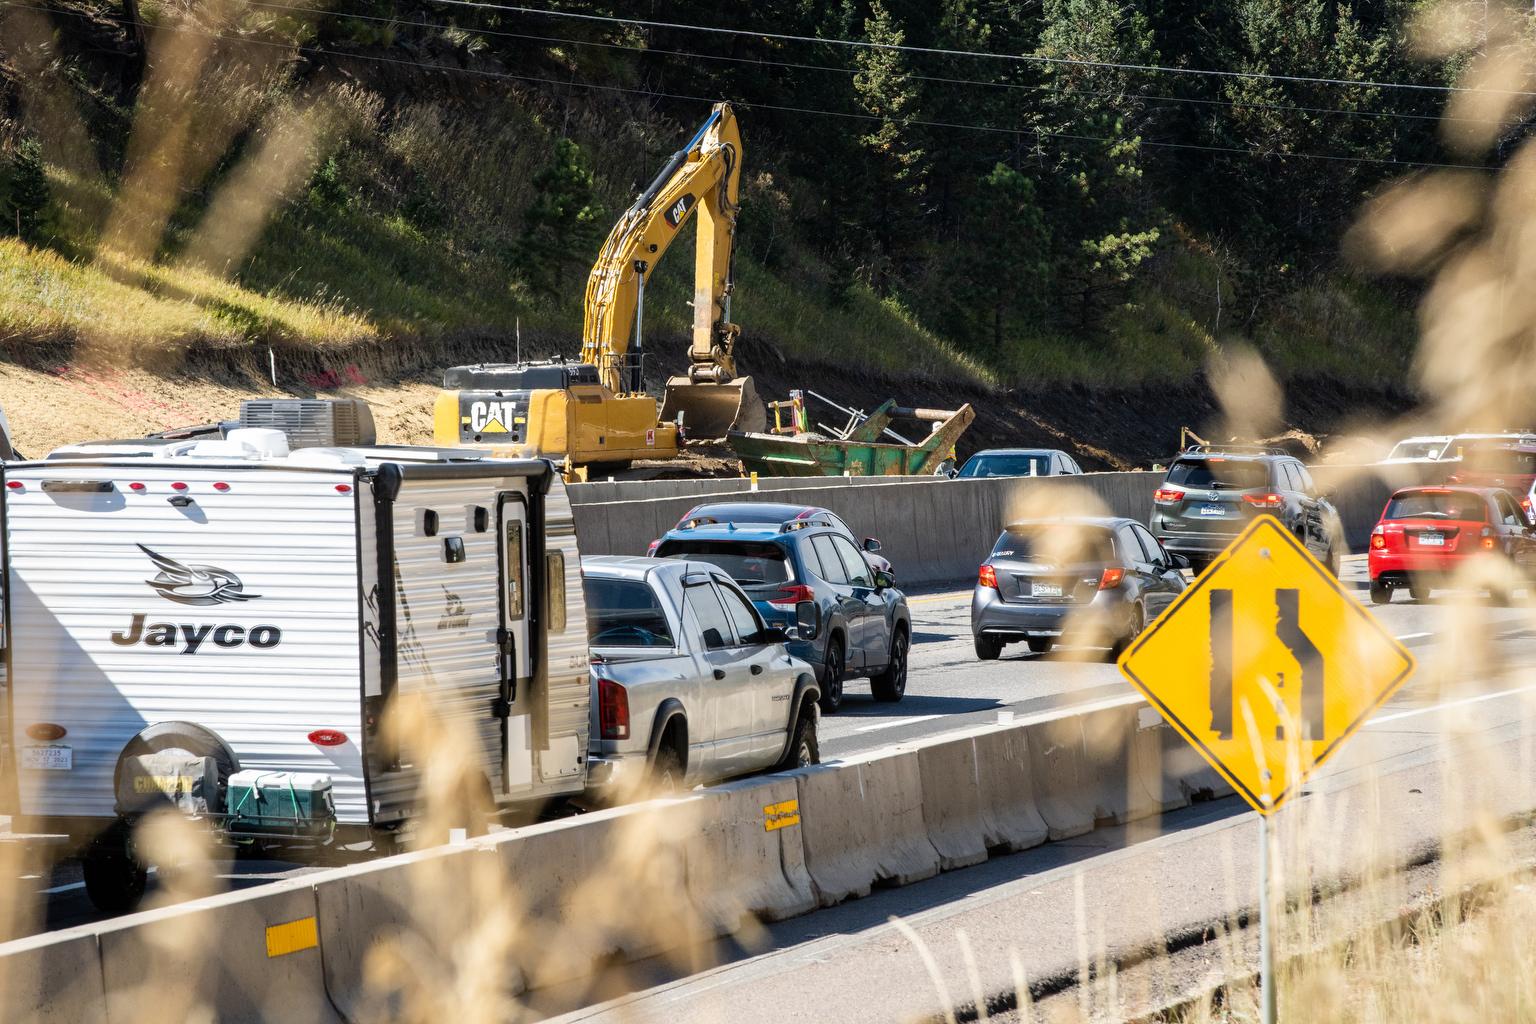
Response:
[580, 556, 822, 803]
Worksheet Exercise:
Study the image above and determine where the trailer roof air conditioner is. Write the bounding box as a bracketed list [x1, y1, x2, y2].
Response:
[239, 399, 376, 449]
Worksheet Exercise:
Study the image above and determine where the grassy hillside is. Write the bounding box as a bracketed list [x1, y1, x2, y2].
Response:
[0, 0, 1424, 393]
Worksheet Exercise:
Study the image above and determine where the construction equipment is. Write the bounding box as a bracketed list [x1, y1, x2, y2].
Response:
[434, 103, 764, 468]
[730, 395, 976, 477]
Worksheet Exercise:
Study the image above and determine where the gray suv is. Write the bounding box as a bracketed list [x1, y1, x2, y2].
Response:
[1149, 445, 1342, 573]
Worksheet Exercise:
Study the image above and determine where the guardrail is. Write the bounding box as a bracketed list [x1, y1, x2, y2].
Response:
[0, 696, 1233, 1022]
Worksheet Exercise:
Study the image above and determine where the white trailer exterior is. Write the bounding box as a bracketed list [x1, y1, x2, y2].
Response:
[0, 438, 588, 843]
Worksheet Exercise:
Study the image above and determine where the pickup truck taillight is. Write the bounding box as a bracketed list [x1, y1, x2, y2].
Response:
[598, 678, 630, 740]
[768, 584, 816, 610]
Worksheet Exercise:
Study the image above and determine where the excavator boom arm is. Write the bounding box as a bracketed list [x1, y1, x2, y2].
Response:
[580, 103, 742, 395]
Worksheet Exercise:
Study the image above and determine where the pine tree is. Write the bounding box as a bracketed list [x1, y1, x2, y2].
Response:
[518, 137, 603, 297]
[852, 0, 928, 295]
[962, 163, 1053, 351]
[1033, 0, 1162, 330]
[3, 138, 50, 244]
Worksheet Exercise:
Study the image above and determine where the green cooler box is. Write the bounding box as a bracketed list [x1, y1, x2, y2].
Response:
[225, 770, 336, 837]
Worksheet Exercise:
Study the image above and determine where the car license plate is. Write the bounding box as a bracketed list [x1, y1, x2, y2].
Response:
[1417, 533, 1446, 547]
[1199, 504, 1225, 517]
[22, 745, 71, 770]
[1031, 582, 1064, 598]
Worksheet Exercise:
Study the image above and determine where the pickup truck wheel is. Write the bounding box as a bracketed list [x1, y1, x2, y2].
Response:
[82, 820, 148, 915]
[871, 628, 908, 703]
[649, 746, 684, 795]
[780, 711, 820, 770]
[818, 638, 846, 714]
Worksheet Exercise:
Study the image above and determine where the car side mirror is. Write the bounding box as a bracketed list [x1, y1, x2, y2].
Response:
[872, 569, 894, 591]
[760, 625, 792, 645]
[1171, 553, 1192, 570]
[795, 600, 820, 641]
[863, 537, 882, 553]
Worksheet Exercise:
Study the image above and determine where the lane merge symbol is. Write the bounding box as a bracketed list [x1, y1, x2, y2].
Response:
[1119, 515, 1416, 815]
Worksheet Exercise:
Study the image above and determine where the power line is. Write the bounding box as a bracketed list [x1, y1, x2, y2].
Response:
[0, 0, 1493, 172]
[425, 0, 1534, 99]
[239, 0, 1506, 130]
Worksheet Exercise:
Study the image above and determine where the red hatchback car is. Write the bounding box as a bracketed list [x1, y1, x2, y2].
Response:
[1368, 485, 1536, 604]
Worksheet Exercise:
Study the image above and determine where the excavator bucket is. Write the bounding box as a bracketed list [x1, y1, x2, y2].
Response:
[660, 375, 767, 441]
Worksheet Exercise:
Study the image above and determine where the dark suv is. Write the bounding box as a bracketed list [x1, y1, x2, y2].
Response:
[654, 515, 911, 713]
[1149, 445, 1342, 573]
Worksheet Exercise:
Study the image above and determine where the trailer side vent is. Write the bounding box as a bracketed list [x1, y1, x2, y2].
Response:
[238, 399, 376, 449]
[444, 537, 465, 563]
[471, 506, 489, 532]
[419, 509, 439, 537]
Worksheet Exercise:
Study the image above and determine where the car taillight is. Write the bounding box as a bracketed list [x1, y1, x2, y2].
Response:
[1098, 567, 1127, 590]
[598, 678, 630, 740]
[1153, 487, 1184, 505]
[768, 583, 816, 610]
[1370, 526, 1386, 551]
[307, 728, 348, 747]
[978, 564, 998, 589]
[1241, 493, 1284, 510]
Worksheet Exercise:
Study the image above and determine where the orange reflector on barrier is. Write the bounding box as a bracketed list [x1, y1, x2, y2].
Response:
[763, 799, 800, 831]
[265, 916, 319, 958]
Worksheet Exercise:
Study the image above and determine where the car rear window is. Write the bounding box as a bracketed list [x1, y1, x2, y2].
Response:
[958, 454, 1050, 478]
[1385, 491, 1488, 522]
[1164, 458, 1270, 490]
[582, 578, 675, 648]
[1388, 440, 1447, 460]
[1461, 447, 1536, 475]
[655, 540, 791, 586]
[991, 525, 1116, 564]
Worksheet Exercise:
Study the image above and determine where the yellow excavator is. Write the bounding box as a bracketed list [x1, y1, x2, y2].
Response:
[433, 102, 764, 468]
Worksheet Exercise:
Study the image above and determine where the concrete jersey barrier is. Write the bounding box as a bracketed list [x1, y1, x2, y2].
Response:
[569, 462, 1447, 585]
[1, 696, 1240, 1023]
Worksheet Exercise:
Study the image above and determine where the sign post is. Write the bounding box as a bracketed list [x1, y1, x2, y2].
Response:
[1118, 515, 1415, 1019]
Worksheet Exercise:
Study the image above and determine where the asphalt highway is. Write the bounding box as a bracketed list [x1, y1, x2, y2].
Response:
[15, 556, 1529, 944]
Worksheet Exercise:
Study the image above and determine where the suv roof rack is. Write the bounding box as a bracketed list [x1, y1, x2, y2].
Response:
[1180, 444, 1289, 457]
[779, 517, 833, 533]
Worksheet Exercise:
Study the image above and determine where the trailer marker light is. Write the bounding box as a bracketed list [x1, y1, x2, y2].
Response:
[171, 482, 188, 492]
[129, 482, 146, 492]
[307, 729, 349, 747]
[5, 481, 21, 490]
[25, 723, 66, 741]
[335, 484, 352, 494]
[213, 482, 230, 491]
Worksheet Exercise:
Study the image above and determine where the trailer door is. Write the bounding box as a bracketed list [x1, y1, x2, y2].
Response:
[497, 494, 534, 790]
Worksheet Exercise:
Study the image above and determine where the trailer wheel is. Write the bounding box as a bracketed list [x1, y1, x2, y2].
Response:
[82, 821, 147, 916]
[117, 722, 240, 810]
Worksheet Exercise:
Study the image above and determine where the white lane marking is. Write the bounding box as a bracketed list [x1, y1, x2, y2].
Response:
[855, 714, 943, 733]
[1368, 683, 1536, 726]
[41, 881, 85, 895]
[1395, 632, 1432, 641]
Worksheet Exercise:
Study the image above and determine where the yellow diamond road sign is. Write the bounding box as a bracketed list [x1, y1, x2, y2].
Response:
[1118, 515, 1416, 815]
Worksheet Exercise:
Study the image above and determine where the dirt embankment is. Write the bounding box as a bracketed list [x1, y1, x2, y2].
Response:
[0, 336, 1412, 467]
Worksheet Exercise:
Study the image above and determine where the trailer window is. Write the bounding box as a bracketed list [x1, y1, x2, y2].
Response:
[504, 521, 525, 620]
[547, 552, 567, 632]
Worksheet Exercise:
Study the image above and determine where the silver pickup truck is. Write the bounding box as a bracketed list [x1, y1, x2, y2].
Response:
[580, 556, 822, 803]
